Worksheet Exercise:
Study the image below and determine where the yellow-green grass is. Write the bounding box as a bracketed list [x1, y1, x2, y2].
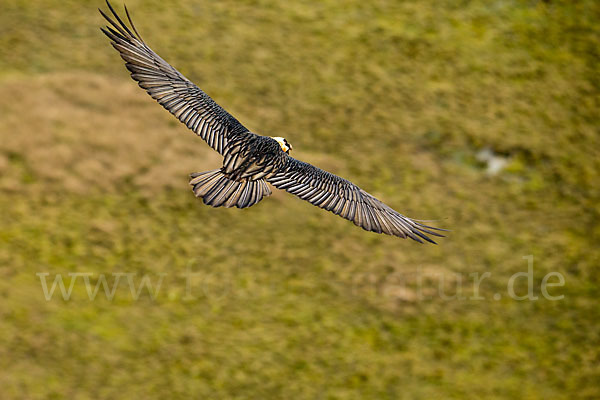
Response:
[0, 0, 598, 398]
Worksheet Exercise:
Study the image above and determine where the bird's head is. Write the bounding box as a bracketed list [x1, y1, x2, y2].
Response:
[272, 136, 293, 154]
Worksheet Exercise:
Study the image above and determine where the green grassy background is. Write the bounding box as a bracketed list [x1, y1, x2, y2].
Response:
[0, 0, 598, 398]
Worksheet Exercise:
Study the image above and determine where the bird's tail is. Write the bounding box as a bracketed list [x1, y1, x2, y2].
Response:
[190, 169, 272, 209]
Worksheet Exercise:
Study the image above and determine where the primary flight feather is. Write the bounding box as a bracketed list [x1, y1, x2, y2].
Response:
[99, 1, 445, 244]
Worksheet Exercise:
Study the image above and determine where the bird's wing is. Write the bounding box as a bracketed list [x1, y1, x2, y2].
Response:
[267, 157, 445, 243]
[99, 1, 250, 155]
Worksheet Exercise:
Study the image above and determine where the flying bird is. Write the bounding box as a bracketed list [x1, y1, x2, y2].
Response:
[99, 1, 445, 244]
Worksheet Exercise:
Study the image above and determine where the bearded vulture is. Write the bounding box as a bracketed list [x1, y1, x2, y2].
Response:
[99, 1, 445, 243]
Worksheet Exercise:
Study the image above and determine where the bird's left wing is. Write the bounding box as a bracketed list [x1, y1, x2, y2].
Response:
[267, 157, 445, 243]
[99, 1, 250, 155]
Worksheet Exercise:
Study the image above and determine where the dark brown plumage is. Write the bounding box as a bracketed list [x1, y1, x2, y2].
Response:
[100, 1, 446, 243]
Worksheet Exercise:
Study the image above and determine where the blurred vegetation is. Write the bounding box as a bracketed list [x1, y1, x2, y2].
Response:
[0, 0, 599, 398]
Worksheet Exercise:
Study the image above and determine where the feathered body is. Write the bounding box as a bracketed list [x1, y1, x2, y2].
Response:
[222, 134, 288, 181]
[190, 134, 287, 209]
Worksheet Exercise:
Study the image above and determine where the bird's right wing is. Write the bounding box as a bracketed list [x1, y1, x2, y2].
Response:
[99, 1, 250, 155]
[267, 157, 446, 243]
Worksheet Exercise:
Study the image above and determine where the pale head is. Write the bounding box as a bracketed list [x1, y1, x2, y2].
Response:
[271, 136, 293, 154]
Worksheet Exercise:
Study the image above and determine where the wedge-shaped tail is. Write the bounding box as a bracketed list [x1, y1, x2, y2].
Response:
[190, 170, 272, 209]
